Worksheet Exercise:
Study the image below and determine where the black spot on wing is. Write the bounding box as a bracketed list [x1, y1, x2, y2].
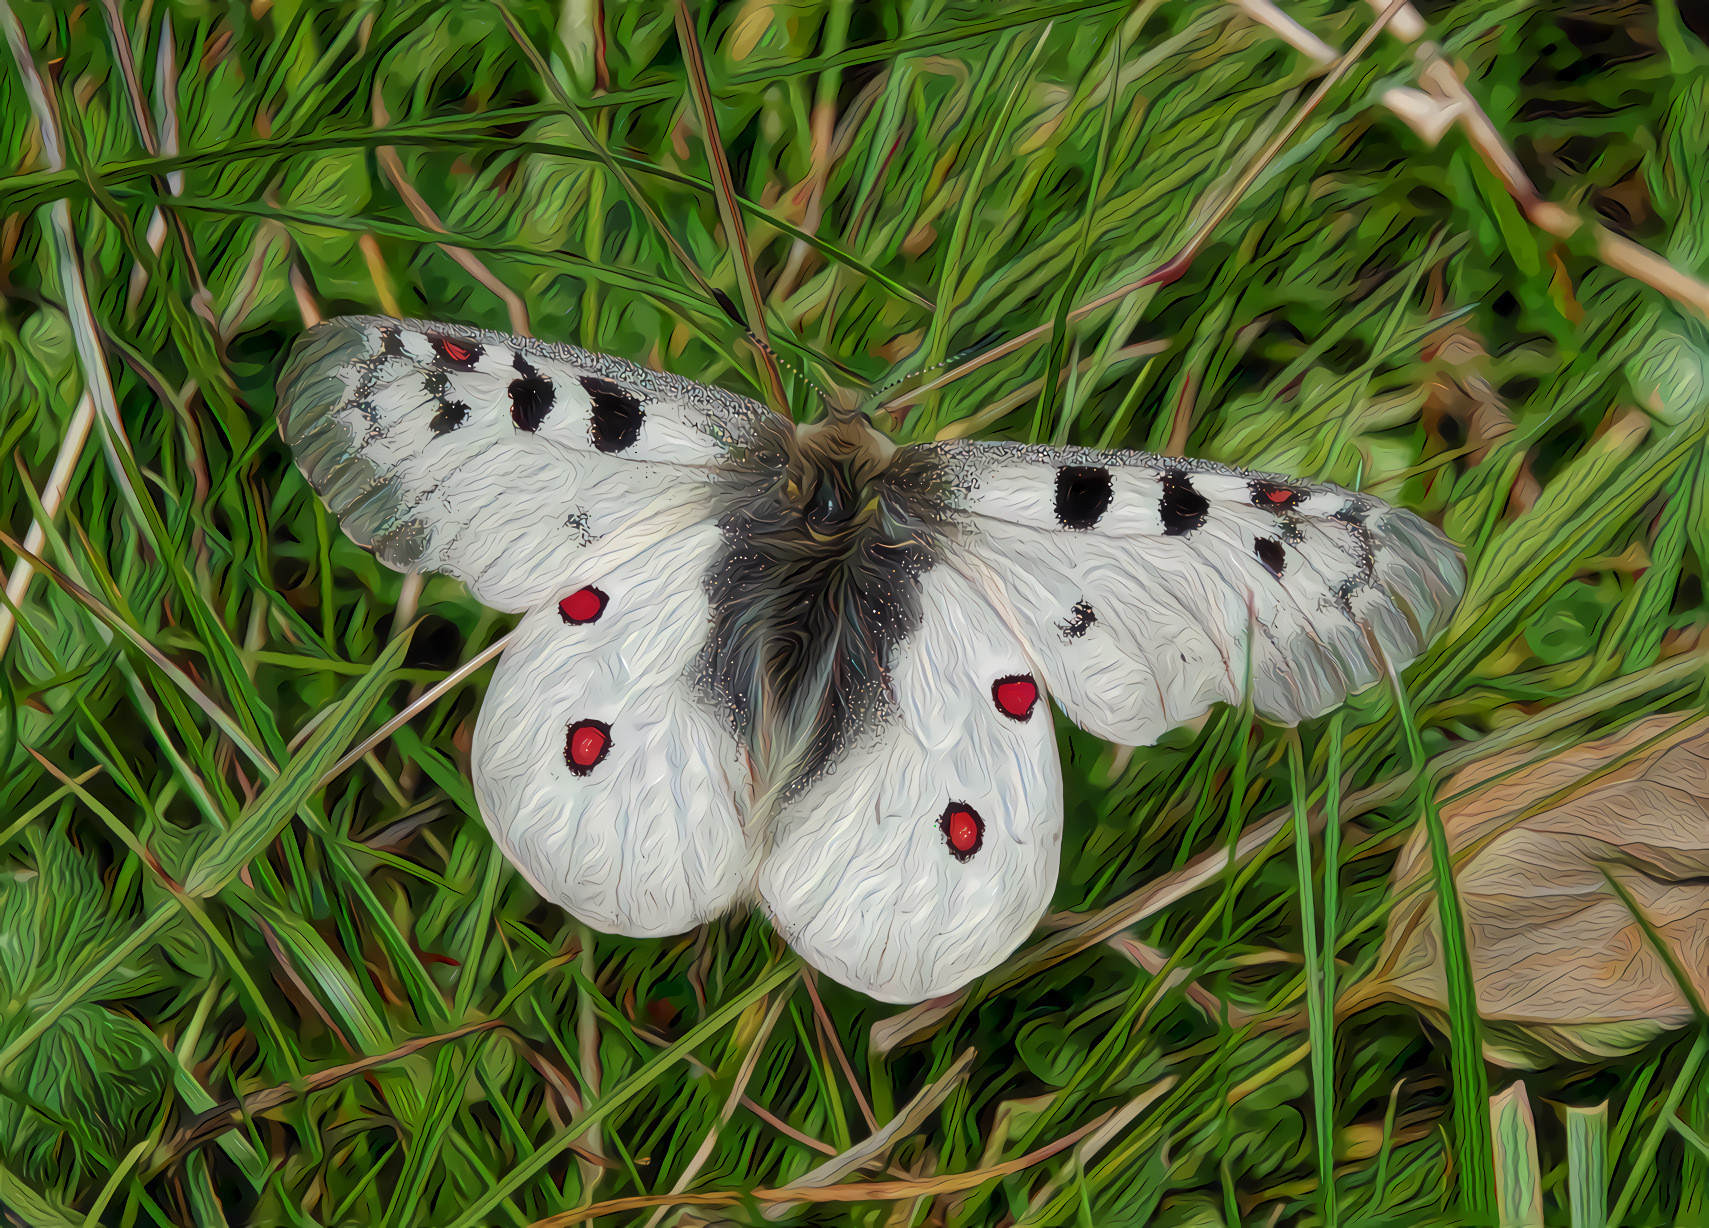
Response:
[378, 327, 405, 358]
[581, 376, 646, 453]
[1159, 470, 1208, 536]
[1058, 600, 1096, 639]
[1333, 575, 1362, 617]
[509, 353, 554, 432]
[565, 509, 595, 545]
[430, 398, 470, 435]
[424, 369, 471, 435]
[1054, 466, 1112, 529]
[1255, 536, 1286, 578]
[428, 334, 483, 370]
[1332, 500, 1377, 578]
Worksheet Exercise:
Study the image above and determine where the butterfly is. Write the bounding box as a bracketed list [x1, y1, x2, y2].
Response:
[278, 317, 1464, 1004]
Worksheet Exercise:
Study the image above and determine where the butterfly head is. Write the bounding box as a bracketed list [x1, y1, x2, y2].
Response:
[788, 415, 897, 535]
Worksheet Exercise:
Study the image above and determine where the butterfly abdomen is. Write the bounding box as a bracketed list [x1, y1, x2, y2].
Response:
[697, 417, 939, 802]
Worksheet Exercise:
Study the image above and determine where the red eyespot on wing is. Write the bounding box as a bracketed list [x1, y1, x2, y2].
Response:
[1249, 479, 1302, 509]
[558, 587, 608, 624]
[992, 674, 1039, 721]
[565, 719, 611, 775]
[939, 803, 985, 862]
[427, 334, 483, 370]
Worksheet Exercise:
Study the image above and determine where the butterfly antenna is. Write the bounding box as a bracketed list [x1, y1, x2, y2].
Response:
[736, 321, 842, 420]
[860, 332, 1004, 417]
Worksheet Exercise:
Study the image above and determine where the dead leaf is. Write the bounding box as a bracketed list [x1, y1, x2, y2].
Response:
[1346, 711, 1709, 1067]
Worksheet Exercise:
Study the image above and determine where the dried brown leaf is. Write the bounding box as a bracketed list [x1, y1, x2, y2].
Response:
[1351, 711, 1709, 1066]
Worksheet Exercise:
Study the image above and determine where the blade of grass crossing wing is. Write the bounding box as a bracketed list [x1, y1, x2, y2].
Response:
[184, 624, 416, 897]
[1564, 1102, 1607, 1228]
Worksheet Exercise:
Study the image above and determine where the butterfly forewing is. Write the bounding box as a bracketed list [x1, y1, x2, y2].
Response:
[276, 317, 789, 611]
[901, 440, 1464, 746]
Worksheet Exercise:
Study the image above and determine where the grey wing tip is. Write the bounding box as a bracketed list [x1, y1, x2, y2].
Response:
[275, 317, 387, 442]
[274, 318, 397, 549]
[1374, 508, 1467, 649]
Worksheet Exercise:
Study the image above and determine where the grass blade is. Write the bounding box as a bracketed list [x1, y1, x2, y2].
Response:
[1490, 1081, 1543, 1228]
[1289, 735, 1336, 1227]
[447, 957, 800, 1228]
[183, 623, 416, 897]
[671, 0, 788, 410]
[1564, 1102, 1608, 1228]
[1386, 655, 1494, 1213]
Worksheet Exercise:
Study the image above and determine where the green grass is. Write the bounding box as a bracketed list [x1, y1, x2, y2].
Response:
[2, 0, 1709, 1224]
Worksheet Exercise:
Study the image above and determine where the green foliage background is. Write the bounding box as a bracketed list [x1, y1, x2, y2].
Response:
[2, 0, 1709, 1223]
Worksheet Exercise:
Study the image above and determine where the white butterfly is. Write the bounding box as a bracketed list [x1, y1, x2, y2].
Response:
[279, 317, 1464, 1003]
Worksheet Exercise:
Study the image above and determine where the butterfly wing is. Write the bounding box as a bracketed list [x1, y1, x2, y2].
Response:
[759, 561, 1062, 1004]
[473, 523, 754, 935]
[276, 317, 789, 610]
[894, 441, 1463, 745]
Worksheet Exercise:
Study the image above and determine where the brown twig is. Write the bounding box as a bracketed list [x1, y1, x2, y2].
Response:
[527, 1098, 1106, 1227]
[372, 83, 531, 335]
[802, 969, 878, 1131]
[671, 0, 789, 409]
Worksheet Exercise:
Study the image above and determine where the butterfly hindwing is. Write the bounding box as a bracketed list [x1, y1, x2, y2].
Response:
[900, 441, 1464, 745]
[759, 562, 1062, 1003]
[473, 524, 754, 936]
[277, 317, 789, 610]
